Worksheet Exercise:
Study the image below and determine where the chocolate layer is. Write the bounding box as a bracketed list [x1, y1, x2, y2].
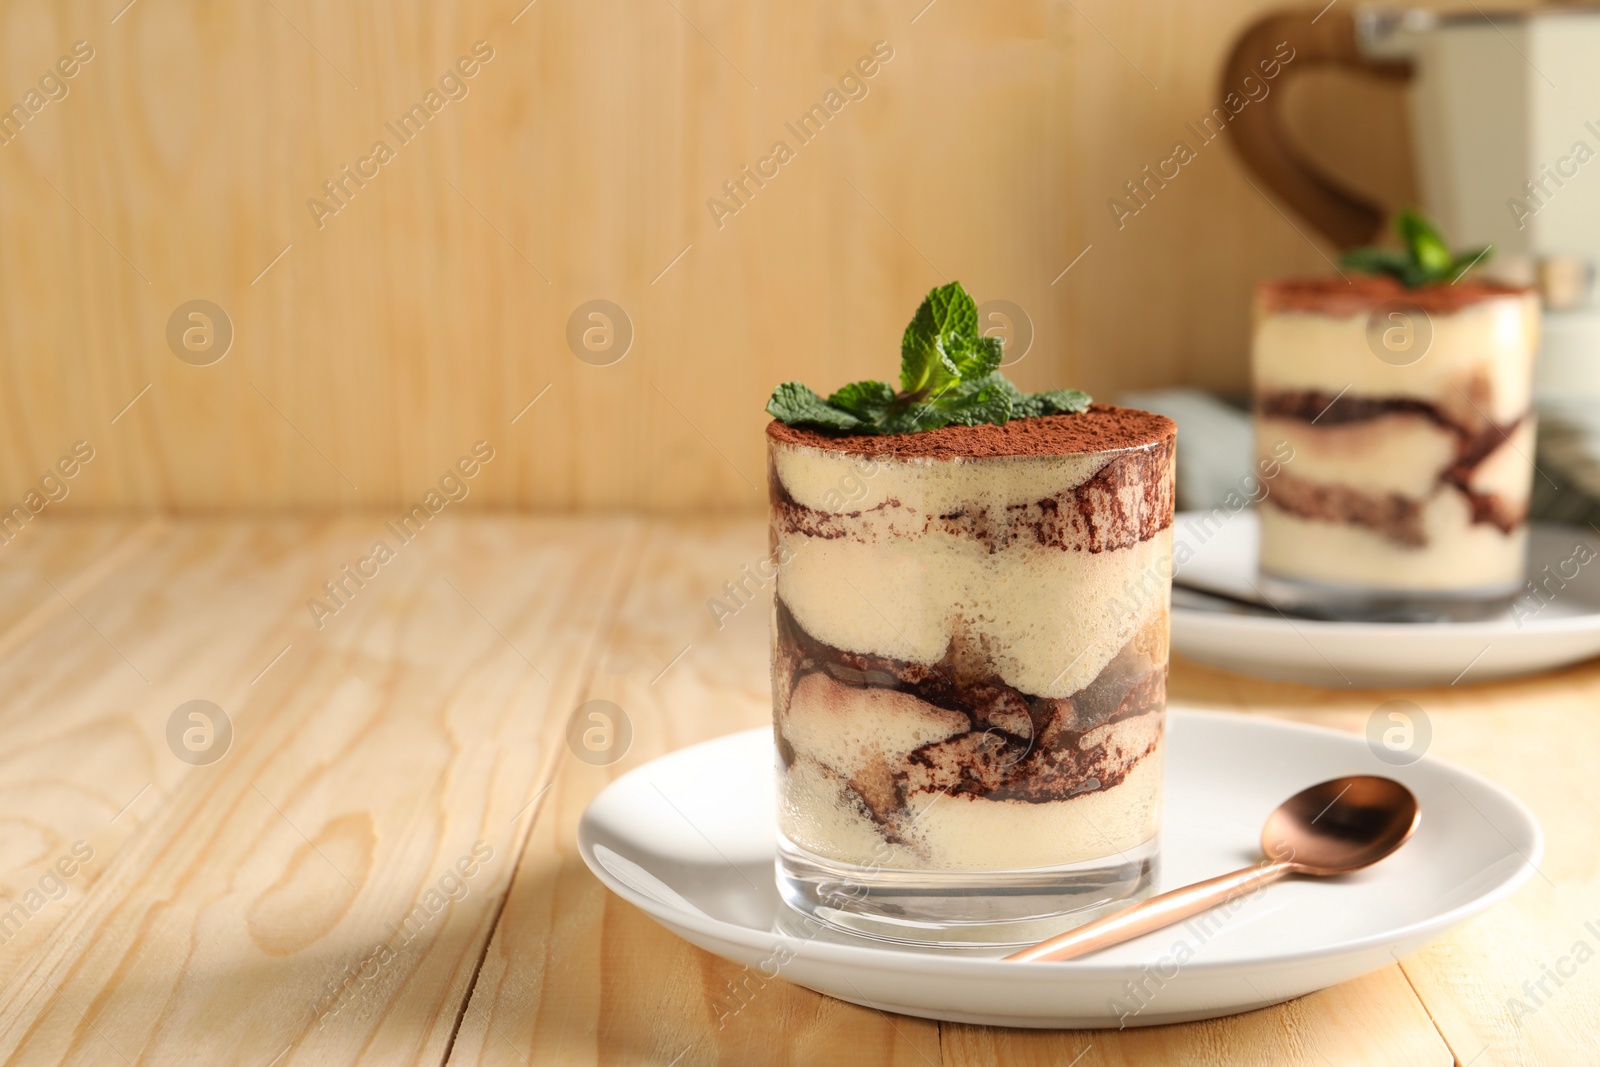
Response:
[1267, 472, 1426, 546]
[1266, 471, 1525, 541]
[772, 597, 1164, 828]
[1257, 386, 1500, 436]
[768, 436, 1176, 554]
[1258, 388, 1527, 540]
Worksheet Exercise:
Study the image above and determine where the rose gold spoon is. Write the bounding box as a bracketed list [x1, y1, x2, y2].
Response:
[1006, 776, 1420, 963]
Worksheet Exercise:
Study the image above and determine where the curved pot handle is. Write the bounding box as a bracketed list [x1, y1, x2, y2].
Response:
[1222, 7, 1413, 249]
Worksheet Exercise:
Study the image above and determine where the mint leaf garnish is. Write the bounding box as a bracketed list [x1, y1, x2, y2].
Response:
[1016, 386, 1093, 418]
[900, 282, 977, 395]
[766, 281, 1093, 435]
[766, 382, 867, 433]
[1397, 210, 1453, 277]
[941, 376, 1014, 427]
[947, 332, 1004, 382]
[1341, 207, 1491, 288]
[828, 380, 897, 423]
[1341, 247, 1413, 280]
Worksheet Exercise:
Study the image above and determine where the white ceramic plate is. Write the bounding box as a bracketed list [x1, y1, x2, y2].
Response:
[1171, 511, 1600, 687]
[578, 710, 1540, 1028]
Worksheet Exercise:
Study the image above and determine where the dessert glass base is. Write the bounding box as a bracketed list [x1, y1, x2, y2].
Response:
[1256, 572, 1520, 623]
[776, 834, 1158, 947]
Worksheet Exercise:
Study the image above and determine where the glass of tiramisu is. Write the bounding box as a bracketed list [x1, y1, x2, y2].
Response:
[1252, 211, 1539, 618]
[765, 283, 1174, 945]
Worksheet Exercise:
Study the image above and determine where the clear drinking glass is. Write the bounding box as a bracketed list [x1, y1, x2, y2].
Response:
[766, 408, 1174, 946]
[1251, 277, 1539, 619]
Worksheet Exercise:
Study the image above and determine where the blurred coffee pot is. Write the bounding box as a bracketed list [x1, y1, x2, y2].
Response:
[1224, 4, 1600, 402]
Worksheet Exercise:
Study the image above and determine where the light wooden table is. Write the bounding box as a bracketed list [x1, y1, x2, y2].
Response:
[0, 516, 1594, 1066]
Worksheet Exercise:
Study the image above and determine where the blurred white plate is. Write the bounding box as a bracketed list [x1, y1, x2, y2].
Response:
[578, 711, 1540, 1028]
[1172, 511, 1600, 687]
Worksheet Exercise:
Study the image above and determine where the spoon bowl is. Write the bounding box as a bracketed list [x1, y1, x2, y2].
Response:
[1263, 775, 1420, 876]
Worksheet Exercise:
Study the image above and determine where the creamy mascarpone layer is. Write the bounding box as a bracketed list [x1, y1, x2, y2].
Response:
[1257, 416, 1534, 511]
[1252, 292, 1538, 426]
[772, 444, 1108, 517]
[1257, 414, 1458, 499]
[778, 530, 1169, 699]
[1260, 492, 1527, 589]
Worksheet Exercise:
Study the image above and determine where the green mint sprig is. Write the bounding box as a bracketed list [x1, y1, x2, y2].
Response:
[766, 281, 1091, 434]
[1340, 207, 1491, 288]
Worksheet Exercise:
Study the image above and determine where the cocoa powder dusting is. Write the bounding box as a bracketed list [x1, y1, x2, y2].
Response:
[765, 404, 1174, 459]
[1257, 275, 1531, 316]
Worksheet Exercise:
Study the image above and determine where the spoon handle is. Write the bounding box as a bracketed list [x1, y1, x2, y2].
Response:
[1004, 859, 1295, 962]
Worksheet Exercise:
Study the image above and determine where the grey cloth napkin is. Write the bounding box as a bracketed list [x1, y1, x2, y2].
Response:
[1120, 389, 1254, 512]
[1530, 402, 1600, 530]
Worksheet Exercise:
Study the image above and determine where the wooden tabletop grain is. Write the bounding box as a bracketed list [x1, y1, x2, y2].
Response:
[0, 516, 1593, 1066]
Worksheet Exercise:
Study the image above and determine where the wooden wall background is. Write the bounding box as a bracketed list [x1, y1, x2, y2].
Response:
[0, 0, 1481, 513]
